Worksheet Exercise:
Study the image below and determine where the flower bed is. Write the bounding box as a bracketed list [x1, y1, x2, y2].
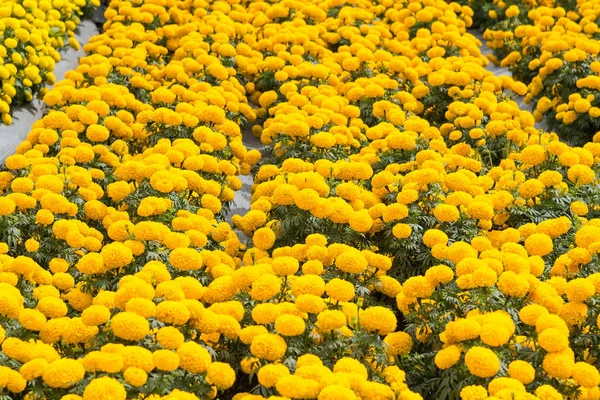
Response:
[0, 0, 99, 126]
[479, 0, 600, 145]
[0, 0, 599, 400]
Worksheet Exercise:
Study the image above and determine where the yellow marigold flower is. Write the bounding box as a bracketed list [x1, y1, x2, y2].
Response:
[290, 275, 325, 298]
[520, 144, 547, 166]
[360, 306, 397, 336]
[466, 201, 494, 220]
[518, 179, 545, 199]
[259, 91, 278, 108]
[538, 328, 569, 352]
[565, 278, 595, 302]
[497, 271, 530, 297]
[258, 364, 290, 388]
[487, 377, 526, 396]
[177, 341, 212, 373]
[433, 204, 460, 223]
[163, 232, 191, 250]
[207, 362, 236, 390]
[169, 248, 203, 271]
[106, 181, 131, 202]
[572, 362, 600, 388]
[294, 188, 320, 211]
[275, 314, 306, 337]
[570, 201, 589, 216]
[133, 221, 171, 242]
[156, 301, 191, 325]
[295, 294, 326, 314]
[383, 331, 413, 356]
[101, 242, 133, 269]
[253, 227, 276, 250]
[86, 124, 110, 142]
[25, 239, 40, 252]
[251, 274, 281, 301]
[535, 385, 562, 399]
[392, 223, 412, 239]
[434, 345, 461, 370]
[81, 305, 110, 326]
[568, 164, 595, 185]
[543, 348, 574, 379]
[382, 203, 409, 222]
[425, 265, 454, 286]
[0, 197, 16, 216]
[507, 360, 535, 385]
[376, 276, 402, 297]
[249, 301, 279, 324]
[402, 276, 434, 298]
[271, 256, 299, 276]
[536, 314, 569, 337]
[35, 209, 55, 225]
[333, 357, 368, 378]
[364, 84, 385, 98]
[42, 359, 85, 388]
[250, 333, 287, 361]
[111, 312, 149, 341]
[464, 346, 500, 378]
[316, 310, 346, 332]
[209, 301, 245, 322]
[20, 358, 48, 381]
[272, 184, 298, 206]
[125, 298, 156, 319]
[505, 5, 520, 17]
[561, 302, 588, 327]
[11, 177, 33, 193]
[422, 229, 449, 248]
[576, 225, 600, 249]
[302, 259, 324, 275]
[124, 367, 147, 387]
[336, 249, 368, 274]
[296, 354, 324, 369]
[276, 375, 320, 399]
[524, 233, 553, 257]
[479, 323, 511, 347]
[37, 296, 68, 319]
[239, 326, 269, 346]
[349, 210, 373, 233]
[83, 377, 126, 400]
[157, 326, 185, 350]
[285, 120, 310, 137]
[51, 272, 74, 291]
[17, 308, 46, 331]
[325, 278, 355, 302]
[310, 132, 336, 148]
[153, 349, 180, 371]
[459, 385, 488, 400]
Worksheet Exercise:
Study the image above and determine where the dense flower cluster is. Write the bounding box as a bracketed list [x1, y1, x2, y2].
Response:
[0, 0, 99, 125]
[479, 0, 600, 144]
[233, 0, 600, 399]
[0, 0, 599, 399]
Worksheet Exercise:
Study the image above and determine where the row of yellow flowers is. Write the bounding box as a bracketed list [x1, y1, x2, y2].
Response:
[477, 0, 600, 145]
[232, 0, 600, 399]
[0, 0, 261, 398]
[0, 0, 99, 125]
[0, 0, 419, 399]
[0, 0, 600, 399]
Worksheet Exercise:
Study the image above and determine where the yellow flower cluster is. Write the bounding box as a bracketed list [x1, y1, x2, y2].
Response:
[0, 0, 600, 399]
[0, 0, 100, 124]
[231, 0, 600, 399]
[481, 0, 600, 144]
